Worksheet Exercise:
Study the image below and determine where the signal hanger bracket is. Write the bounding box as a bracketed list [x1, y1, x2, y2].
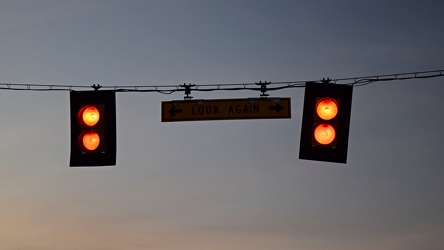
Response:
[180, 83, 195, 100]
[91, 84, 102, 91]
[255, 81, 270, 98]
[321, 78, 332, 84]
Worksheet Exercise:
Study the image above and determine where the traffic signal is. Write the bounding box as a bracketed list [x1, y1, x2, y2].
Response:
[299, 82, 353, 163]
[70, 90, 116, 166]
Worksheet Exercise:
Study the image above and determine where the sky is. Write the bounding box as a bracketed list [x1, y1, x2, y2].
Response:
[0, 0, 443, 249]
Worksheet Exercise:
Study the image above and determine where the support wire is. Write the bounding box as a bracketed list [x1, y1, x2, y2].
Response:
[0, 69, 442, 94]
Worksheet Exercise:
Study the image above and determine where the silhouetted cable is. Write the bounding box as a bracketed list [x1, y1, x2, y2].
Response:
[0, 69, 442, 93]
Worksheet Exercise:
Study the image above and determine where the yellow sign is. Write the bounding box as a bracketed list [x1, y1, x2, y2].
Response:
[162, 98, 291, 122]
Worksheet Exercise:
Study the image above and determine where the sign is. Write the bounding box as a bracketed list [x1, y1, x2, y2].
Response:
[162, 98, 291, 122]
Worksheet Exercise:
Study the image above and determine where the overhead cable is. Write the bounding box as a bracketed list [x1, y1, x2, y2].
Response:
[0, 69, 442, 93]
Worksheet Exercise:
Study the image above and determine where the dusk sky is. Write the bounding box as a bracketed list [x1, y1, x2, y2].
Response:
[1, 1, 444, 249]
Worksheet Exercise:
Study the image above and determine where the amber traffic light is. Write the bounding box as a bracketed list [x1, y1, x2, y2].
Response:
[299, 82, 353, 163]
[316, 98, 338, 120]
[70, 91, 116, 166]
[314, 123, 336, 145]
[81, 106, 100, 126]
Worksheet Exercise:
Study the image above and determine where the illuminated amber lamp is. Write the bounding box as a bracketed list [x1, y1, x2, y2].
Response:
[314, 124, 336, 145]
[80, 106, 100, 126]
[316, 98, 338, 120]
[79, 131, 100, 151]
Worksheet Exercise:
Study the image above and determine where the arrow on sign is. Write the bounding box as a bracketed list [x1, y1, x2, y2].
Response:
[168, 106, 183, 116]
[268, 103, 284, 113]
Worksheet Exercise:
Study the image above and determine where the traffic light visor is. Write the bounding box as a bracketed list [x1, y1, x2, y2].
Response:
[316, 98, 338, 120]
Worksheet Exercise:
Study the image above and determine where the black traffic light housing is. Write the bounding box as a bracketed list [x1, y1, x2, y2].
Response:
[299, 82, 353, 163]
[70, 90, 116, 166]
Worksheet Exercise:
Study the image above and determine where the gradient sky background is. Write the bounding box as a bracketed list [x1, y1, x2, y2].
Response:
[1, 1, 444, 249]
